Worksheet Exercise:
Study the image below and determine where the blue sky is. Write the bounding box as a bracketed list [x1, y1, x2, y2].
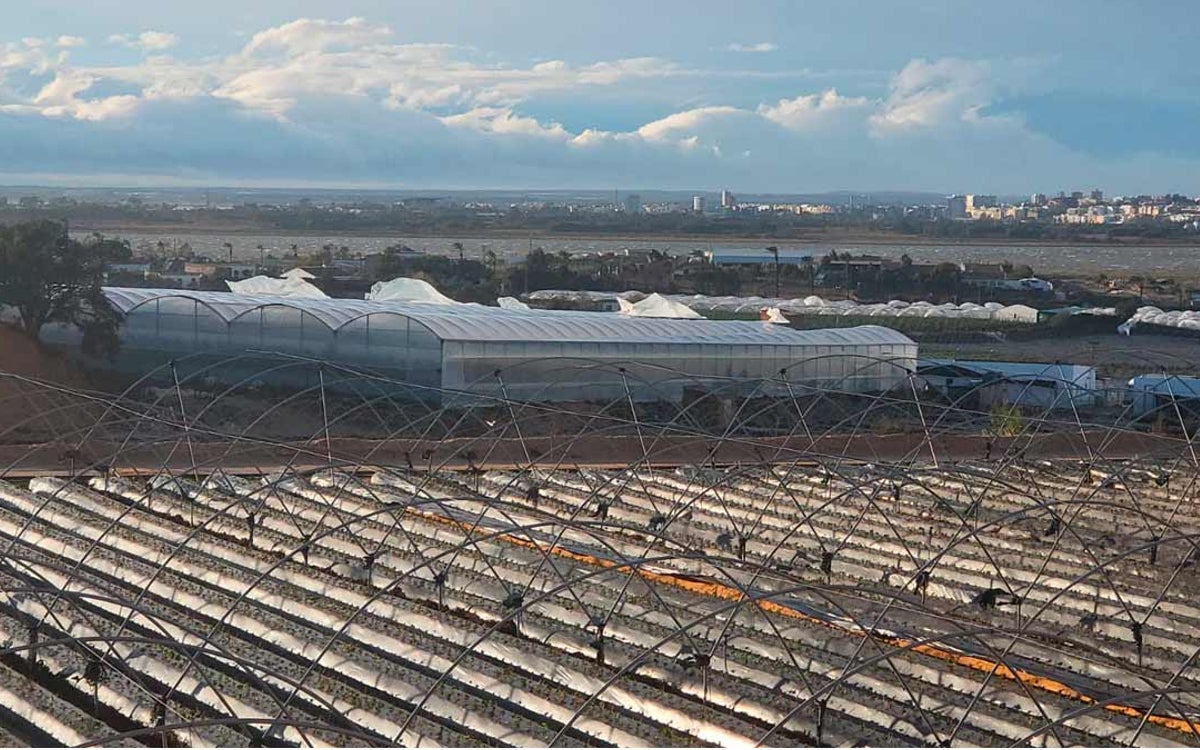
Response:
[1, 0, 1196, 193]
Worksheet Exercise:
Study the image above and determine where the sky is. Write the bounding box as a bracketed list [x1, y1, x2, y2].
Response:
[1, 0, 1197, 194]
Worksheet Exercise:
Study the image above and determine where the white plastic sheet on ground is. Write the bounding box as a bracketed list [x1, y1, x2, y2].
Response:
[621, 293, 704, 319]
[227, 275, 328, 298]
[366, 278, 460, 304]
[281, 267, 316, 280]
[496, 296, 530, 310]
[531, 288, 1120, 323]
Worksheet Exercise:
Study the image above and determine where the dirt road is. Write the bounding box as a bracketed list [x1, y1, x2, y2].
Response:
[0, 428, 1186, 479]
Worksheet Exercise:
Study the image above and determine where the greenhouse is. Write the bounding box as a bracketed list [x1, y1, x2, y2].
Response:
[52, 288, 918, 403]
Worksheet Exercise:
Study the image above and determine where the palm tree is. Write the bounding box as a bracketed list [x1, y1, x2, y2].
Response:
[256, 243, 265, 268]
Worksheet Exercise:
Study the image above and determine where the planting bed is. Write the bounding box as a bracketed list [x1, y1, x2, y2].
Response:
[0, 456, 1197, 746]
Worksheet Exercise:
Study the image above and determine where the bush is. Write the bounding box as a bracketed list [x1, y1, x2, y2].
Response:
[988, 404, 1023, 437]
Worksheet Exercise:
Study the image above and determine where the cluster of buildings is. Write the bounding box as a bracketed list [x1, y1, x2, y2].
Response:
[9, 188, 1200, 232]
[103, 255, 376, 290]
[526, 191, 842, 216]
[946, 190, 1200, 227]
[676, 192, 838, 216]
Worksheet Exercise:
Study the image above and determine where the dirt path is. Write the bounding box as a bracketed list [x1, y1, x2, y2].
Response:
[0, 429, 1185, 478]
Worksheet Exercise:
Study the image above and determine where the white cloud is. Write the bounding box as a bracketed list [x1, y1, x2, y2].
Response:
[0, 40, 61, 75]
[138, 31, 179, 51]
[759, 89, 872, 130]
[55, 35, 86, 48]
[870, 57, 996, 132]
[727, 42, 777, 53]
[441, 107, 569, 139]
[206, 18, 683, 119]
[0, 17, 1194, 192]
[31, 69, 140, 120]
[635, 106, 744, 143]
[241, 16, 392, 56]
[109, 30, 179, 52]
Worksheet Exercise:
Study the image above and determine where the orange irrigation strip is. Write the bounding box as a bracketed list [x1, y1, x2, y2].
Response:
[408, 503, 1199, 737]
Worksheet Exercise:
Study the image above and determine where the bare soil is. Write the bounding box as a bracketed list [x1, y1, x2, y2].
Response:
[0, 326, 117, 446]
[0, 429, 1186, 478]
[68, 219, 1200, 248]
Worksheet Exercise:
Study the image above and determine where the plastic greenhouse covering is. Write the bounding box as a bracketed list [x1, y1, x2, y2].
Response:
[619, 293, 705, 319]
[77, 288, 919, 404]
[1119, 306, 1200, 335]
[528, 290, 1088, 323]
[365, 277, 461, 305]
[227, 275, 328, 298]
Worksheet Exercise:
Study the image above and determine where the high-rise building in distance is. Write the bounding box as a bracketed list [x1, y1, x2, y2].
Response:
[720, 189, 735, 208]
[965, 194, 998, 211]
[692, 195, 706, 213]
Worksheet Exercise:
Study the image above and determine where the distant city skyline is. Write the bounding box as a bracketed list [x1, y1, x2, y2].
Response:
[1, 1, 1197, 192]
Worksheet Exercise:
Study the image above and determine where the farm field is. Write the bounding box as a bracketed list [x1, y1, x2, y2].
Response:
[0, 457, 1197, 746]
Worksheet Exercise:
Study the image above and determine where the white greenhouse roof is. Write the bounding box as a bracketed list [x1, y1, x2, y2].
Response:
[103, 288, 916, 348]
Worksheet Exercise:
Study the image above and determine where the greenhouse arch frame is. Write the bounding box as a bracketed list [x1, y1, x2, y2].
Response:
[47, 288, 921, 403]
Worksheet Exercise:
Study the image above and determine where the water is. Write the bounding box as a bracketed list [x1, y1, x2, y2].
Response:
[79, 230, 1200, 275]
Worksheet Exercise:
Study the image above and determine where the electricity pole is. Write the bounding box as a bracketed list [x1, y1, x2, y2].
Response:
[767, 246, 780, 298]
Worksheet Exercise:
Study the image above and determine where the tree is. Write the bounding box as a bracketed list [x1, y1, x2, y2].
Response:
[0, 220, 128, 356]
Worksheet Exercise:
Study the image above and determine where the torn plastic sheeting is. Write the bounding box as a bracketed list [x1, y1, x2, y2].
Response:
[365, 278, 459, 305]
[497, 296, 531, 311]
[621, 293, 704, 319]
[227, 275, 328, 298]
